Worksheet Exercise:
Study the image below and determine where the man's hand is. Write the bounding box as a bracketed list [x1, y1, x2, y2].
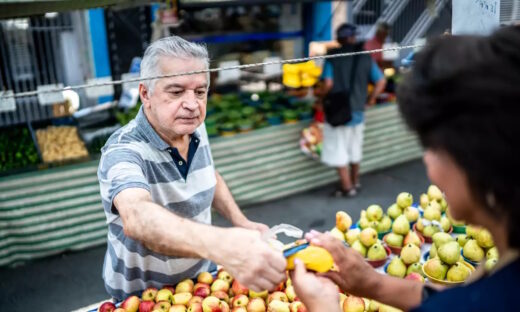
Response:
[291, 259, 341, 312]
[239, 219, 270, 234]
[211, 227, 287, 292]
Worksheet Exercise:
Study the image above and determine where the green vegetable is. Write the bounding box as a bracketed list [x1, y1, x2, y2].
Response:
[0, 126, 40, 172]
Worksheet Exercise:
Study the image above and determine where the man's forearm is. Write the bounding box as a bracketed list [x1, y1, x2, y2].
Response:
[372, 274, 424, 311]
[212, 171, 248, 226]
[368, 79, 387, 104]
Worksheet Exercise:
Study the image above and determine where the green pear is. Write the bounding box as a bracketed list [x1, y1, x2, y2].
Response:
[439, 198, 448, 212]
[424, 258, 448, 280]
[396, 192, 413, 209]
[367, 242, 387, 260]
[377, 216, 392, 233]
[370, 221, 379, 230]
[476, 229, 494, 249]
[429, 243, 437, 259]
[438, 241, 461, 265]
[419, 193, 429, 209]
[446, 262, 471, 282]
[404, 206, 419, 223]
[486, 246, 499, 260]
[485, 258, 498, 271]
[403, 231, 422, 247]
[392, 215, 410, 235]
[416, 218, 425, 232]
[440, 216, 451, 232]
[456, 234, 469, 248]
[351, 240, 367, 257]
[387, 257, 407, 278]
[368, 300, 380, 312]
[360, 228, 378, 247]
[359, 217, 371, 230]
[385, 233, 404, 247]
[400, 243, 421, 265]
[366, 205, 384, 221]
[423, 225, 440, 237]
[463, 239, 485, 262]
[360, 209, 367, 219]
[345, 229, 360, 246]
[387, 204, 403, 220]
[432, 232, 455, 249]
[406, 262, 423, 276]
[423, 204, 441, 221]
[427, 185, 443, 201]
[465, 225, 481, 239]
[330, 227, 346, 242]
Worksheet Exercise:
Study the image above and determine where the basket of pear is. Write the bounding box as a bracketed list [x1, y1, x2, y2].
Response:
[385, 243, 425, 282]
[458, 225, 499, 270]
[383, 211, 424, 255]
[348, 227, 391, 268]
[422, 232, 475, 285]
[357, 205, 393, 239]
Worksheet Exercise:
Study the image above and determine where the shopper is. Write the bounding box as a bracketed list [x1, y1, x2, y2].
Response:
[364, 22, 391, 69]
[321, 23, 386, 197]
[97, 36, 286, 300]
[292, 26, 520, 311]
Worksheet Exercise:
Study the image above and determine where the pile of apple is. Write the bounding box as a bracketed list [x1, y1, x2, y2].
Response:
[97, 269, 310, 312]
[456, 225, 499, 270]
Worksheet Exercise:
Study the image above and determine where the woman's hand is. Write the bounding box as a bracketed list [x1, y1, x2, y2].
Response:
[290, 259, 341, 312]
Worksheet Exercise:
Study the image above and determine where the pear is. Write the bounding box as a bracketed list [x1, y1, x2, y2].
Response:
[427, 185, 443, 201]
[387, 257, 407, 278]
[440, 216, 451, 232]
[396, 192, 413, 209]
[368, 300, 380, 312]
[429, 243, 438, 259]
[406, 262, 423, 276]
[351, 240, 367, 257]
[360, 210, 367, 219]
[438, 241, 461, 265]
[439, 198, 448, 213]
[392, 215, 410, 235]
[485, 258, 498, 271]
[432, 232, 455, 249]
[385, 233, 404, 247]
[423, 204, 441, 221]
[400, 243, 421, 265]
[403, 231, 422, 247]
[377, 216, 392, 233]
[476, 229, 494, 249]
[446, 262, 471, 282]
[387, 204, 403, 220]
[366, 205, 383, 221]
[486, 246, 499, 260]
[379, 304, 404, 312]
[424, 258, 448, 280]
[367, 242, 387, 261]
[404, 206, 419, 223]
[335, 211, 352, 232]
[369, 221, 379, 230]
[465, 225, 481, 239]
[419, 193, 429, 209]
[463, 239, 485, 262]
[359, 228, 378, 247]
[456, 234, 469, 248]
[345, 229, 360, 246]
[423, 225, 440, 238]
[415, 218, 425, 232]
[330, 227, 346, 242]
[359, 217, 371, 230]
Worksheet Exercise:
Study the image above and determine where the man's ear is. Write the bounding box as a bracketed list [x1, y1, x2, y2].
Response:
[139, 83, 151, 108]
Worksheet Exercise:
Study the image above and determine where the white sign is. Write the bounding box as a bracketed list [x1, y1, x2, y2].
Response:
[121, 72, 141, 91]
[453, 0, 500, 35]
[0, 90, 16, 112]
[37, 83, 65, 105]
[85, 77, 115, 98]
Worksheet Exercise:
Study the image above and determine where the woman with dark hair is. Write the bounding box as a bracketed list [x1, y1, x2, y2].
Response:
[290, 26, 520, 312]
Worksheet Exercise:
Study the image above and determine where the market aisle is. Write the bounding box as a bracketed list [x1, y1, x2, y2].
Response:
[0, 159, 429, 312]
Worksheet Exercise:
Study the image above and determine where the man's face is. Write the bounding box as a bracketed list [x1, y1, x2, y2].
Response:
[140, 56, 208, 137]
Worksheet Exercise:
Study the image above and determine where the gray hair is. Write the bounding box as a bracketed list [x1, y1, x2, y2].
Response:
[140, 36, 210, 93]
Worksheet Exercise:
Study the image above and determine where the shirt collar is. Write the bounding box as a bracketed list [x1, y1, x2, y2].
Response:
[136, 106, 201, 151]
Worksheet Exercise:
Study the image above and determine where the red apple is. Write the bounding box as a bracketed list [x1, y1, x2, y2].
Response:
[343, 295, 365, 312]
[267, 291, 288, 304]
[139, 300, 155, 312]
[163, 285, 176, 294]
[170, 304, 187, 312]
[121, 295, 140, 312]
[98, 301, 116, 312]
[231, 307, 247, 312]
[230, 294, 249, 308]
[156, 289, 174, 303]
[188, 296, 203, 305]
[289, 301, 308, 312]
[405, 272, 425, 283]
[153, 301, 172, 312]
[247, 298, 266, 312]
[187, 302, 203, 312]
[176, 279, 194, 294]
[194, 283, 211, 298]
[210, 279, 229, 293]
[198, 272, 214, 285]
[142, 287, 159, 301]
[220, 301, 230, 312]
[211, 290, 229, 303]
[217, 270, 233, 284]
[230, 280, 248, 297]
[202, 296, 222, 312]
[113, 309, 126, 312]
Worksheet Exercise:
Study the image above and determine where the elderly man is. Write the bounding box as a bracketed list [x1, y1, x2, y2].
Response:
[98, 36, 286, 300]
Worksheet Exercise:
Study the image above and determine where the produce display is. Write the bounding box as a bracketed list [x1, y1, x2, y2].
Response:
[299, 123, 323, 159]
[0, 126, 40, 172]
[282, 61, 322, 88]
[36, 126, 89, 163]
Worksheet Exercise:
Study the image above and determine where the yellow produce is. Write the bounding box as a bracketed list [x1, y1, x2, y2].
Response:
[286, 246, 334, 273]
[36, 126, 88, 163]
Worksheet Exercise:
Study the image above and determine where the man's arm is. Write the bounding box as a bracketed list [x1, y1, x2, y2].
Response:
[367, 61, 387, 106]
[211, 171, 269, 233]
[114, 187, 286, 291]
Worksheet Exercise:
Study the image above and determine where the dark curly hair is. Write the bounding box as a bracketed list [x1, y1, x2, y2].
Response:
[397, 26, 520, 248]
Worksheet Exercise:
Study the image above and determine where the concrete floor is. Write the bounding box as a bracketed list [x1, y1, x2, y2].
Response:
[0, 159, 429, 312]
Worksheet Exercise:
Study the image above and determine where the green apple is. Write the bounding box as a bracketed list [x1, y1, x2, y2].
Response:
[438, 241, 461, 265]
[387, 204, 403, 220]
[366, 205, 383, 221]
[463, 239, 485, 262]
[446, 262, 471, 282]
[404, 206, 419, 223]
[427, 185, 443, 202]
[392, 215, 410, 235]
[403, 231, 422, 247]
[476, 229, 494, 249]
[351, 240, 367, 257]
[336, 211, 352, 232]
[419, 193, 429, 209]
[367, 242, 387, 261]
[384, 233, 404, 247]
[345, 229, 360, 246]
[424, 258, 448, 280]
[359, 228, 378, 247]
[486, 246, 499, 260]
[396, 192, 413, 209]
[401, 243, 421, 265]
[432, 232, 455, 249]
[387, 257, 407, 278]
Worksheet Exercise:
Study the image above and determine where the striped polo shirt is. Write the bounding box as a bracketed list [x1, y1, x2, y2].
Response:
[97, 106, 216, 300]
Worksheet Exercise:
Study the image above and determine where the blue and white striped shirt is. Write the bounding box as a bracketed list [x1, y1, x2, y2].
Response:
[97, 106, 216, 300]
